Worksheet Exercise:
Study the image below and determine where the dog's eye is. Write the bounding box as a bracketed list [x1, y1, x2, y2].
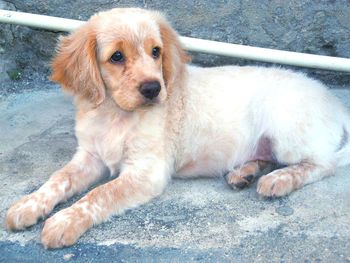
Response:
[152, 47, 161, 59]
[110, 51, 124, 64]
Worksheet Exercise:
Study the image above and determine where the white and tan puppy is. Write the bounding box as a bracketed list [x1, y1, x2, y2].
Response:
[6, 8, 350, 248]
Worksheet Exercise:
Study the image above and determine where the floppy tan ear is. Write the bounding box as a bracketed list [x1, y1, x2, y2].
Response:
[157, 15, 190, 93]
[51, 23, 105, 105]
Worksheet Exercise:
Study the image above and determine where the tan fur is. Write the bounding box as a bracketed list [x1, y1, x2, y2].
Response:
[226, 160, 269, 188]
[257, 162, 334, 197]
[41, 205, 93, 248]
[156, 15, 190, 92]
[6, 150, 105, 232]
[51, 24, 105, 105]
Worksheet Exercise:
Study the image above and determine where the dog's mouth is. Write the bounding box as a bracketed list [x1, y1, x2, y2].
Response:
[142, 97, 160, 107]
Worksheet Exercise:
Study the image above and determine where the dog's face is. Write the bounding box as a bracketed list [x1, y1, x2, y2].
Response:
[51, 8, 188, 111]
[96, 10, 167, 110]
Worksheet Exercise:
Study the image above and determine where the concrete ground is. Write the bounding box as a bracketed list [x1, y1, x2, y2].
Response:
[1, 80, 350, 263]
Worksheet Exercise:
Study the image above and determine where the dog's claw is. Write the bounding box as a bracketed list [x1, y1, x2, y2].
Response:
[233, 181, 248, 189]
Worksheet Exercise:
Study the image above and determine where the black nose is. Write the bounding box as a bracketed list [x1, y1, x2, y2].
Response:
[139, 81, 161, 100]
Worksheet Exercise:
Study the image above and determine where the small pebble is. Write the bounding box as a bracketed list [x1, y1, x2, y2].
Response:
[63, 253, 75, 261]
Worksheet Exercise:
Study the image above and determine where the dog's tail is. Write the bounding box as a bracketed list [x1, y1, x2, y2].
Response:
[335, 113, 350, 167]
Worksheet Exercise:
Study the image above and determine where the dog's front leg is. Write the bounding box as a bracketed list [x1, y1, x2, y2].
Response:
[41, 160, 170, 249]
[6, 150, 106, 230]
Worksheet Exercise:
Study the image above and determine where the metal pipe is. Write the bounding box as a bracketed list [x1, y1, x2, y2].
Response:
[1, 9, 350, 72]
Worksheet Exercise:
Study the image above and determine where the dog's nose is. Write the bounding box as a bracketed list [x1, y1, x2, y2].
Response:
[139, 81, 161, 100]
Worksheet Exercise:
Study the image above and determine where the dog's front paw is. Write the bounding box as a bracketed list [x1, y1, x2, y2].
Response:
[6, 193, 51, 230]
[257, 172, 295, 197]
[41, 206, 93, 249]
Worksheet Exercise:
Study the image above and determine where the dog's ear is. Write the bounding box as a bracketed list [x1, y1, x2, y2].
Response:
[157, 16, 190, 92]
[51, 23, 105, 106]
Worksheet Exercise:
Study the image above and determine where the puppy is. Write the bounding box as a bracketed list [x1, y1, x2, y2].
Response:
[6, 8, 350, 249]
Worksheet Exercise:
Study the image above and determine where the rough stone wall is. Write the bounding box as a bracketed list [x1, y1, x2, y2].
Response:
[1, 0, 350, 85]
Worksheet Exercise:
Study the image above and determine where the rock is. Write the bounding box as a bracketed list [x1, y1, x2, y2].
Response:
[63, 253, 75, 261]
[1, 0, 350, 87]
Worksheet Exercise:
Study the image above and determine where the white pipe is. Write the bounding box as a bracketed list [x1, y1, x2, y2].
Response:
[0, 9, 84, 32]
[181, 37, 350, 72]
[1, 9, 350, 72]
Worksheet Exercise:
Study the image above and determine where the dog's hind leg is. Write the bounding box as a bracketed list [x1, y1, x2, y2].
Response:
[257, 161, 335, 197]
[225, 160, 271, 189]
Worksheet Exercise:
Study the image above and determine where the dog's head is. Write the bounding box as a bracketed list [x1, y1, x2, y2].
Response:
[51, 8, 189, 111]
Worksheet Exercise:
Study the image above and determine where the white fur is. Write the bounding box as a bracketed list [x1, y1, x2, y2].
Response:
[76, 65, 350, 183]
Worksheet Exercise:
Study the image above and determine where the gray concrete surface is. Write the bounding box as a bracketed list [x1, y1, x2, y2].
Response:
[1, 79, 350, 262]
